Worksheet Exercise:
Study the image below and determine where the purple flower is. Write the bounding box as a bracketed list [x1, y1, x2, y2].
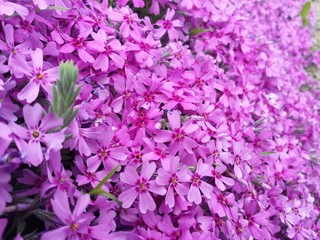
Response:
[15, 48, 59, 103]
[118, 161, 166, 213]
[156, 9, 182, 40]
[187, 159, 213, 204]
[9, 103, 64, 166]
[154, 110, 198, 154]
[0, 0, 29, 18]
[156, 156, 190, 208]
[41, 190, 92, 240]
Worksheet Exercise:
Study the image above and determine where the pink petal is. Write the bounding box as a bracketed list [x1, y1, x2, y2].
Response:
[120, 23, 130, 38]
[72, 194, 90, 219]
[31, 48, 43, 71]
[17, 81, 40, 103]
[51, 190, 71, 222]
[21, 104, 42, 132]
[59, 43, 76, 53]
[182, 123, 198, 134]
[120, 166, 139, 185]
[167, 110, 181, 130]
[42, 132, 64, 152]
[187, 185, 202, 204]
[9, 122, 29, 139]
[141, 161, 156, 180]
[26, 141, 43, 166]
[40, 112, 63, 132]
[118, 187, 138, 209]
[109, 52, 125, 69]
[139, 192, 156, 213]
[234, 164, 243, 179]
[40, 226, 68, 240]
[215, 178, 226, 191]
[165, 187, 175, 208]
[4, 24, 14, 46]
[93, 54, 109, 71]
[183, 137, 197, 154]
[87, 155, 101, 172]
[200, 181, 213, 199]
[154, 130, 172, 143]
[109, 147, 127, 161]
[78, 48, 94, 63]
[221, 176, 235, 186]
[149, 181, 166, 195]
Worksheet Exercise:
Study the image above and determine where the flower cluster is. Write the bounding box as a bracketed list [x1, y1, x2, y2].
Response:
[1, 0, 320, 239]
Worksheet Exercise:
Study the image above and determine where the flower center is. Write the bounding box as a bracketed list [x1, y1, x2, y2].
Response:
[234, 155, 241, 164]
[163, 20, 173, 30]
[37, 73, 44, 79]
[191, 173, 202, 187]
[135, 178, 149, 193]
[70, 222, 79, 231]
[32, 131, 40, 139]
[100, 150, 108, 157]
[275, 145, 283, 152]
[292, 207, 299, 215]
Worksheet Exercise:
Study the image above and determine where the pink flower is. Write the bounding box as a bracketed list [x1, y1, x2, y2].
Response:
[108, 7, 140, 38]
[0, 122, 12, 158]
[86, 127, 127, 172]
[156, 9, 182, 40]
[91, 29, 125, 71]
[0, 0, 29, 18]
[15, 48, 58, 103]
[209, 160, 235, 191]
[9, 103, 64, 166]
[154, 110, 198, 154]
[41, 190, 92, 240]
[60, 31, 104, 64]
[156, 156, 190, 208]
[118, 161, 166, 213]
[187, 159, 213, 204]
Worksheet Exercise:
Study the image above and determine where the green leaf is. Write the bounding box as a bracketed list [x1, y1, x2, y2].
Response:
[301, 2, 311, 27]
[190, 27, 211, 36]
[47, 6, 70, 11]
[90, 189, 122, 205]
[261, 151, 276, 156]
[90, 165, 120, 193]
[65, 85, 81, 108]
[61, 109, 78, 129]
[52, 85, 59, 113]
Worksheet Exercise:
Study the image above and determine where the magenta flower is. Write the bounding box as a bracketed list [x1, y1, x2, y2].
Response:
[60, 31, 104, 64]
[0, 0, 28, 18]
[9, 103, 64, 166]
[118, 161, 166, 213]
[154, 110, 198, 154]
[156, 9, 182, 40]
[231, 141, 251, 179]
[187, 159, 213, 204]
[209, 161, 235, 191]
[108, 7, 140, 38]
[86, 128, 127, 172]
[41, 152, 75, 197]
[91, 29, 125, 71]
[41, 190, 92, 240]
[15, 48, 59, 103]
[0, 122, 12, 158]
[156, 156, 190, 208]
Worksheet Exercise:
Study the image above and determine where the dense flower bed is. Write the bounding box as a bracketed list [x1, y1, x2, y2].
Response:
[1, 0, 320, 239]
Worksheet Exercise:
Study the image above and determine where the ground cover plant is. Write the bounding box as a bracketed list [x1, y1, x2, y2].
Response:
[1, 0, 320, 239]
